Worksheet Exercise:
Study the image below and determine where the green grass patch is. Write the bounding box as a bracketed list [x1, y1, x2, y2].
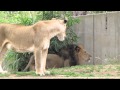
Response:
[12, 71, 38, 77]
[0, 65, 120, 78]
[0, 73, 10, 77]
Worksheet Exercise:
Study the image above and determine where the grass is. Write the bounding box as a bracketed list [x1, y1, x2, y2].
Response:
[0, 73, 10, 77]
[0, 65, 120, 78]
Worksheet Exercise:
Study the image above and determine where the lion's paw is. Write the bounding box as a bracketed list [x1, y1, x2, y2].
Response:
[36, 70, 45, 76]
[0, 70, 8, 74]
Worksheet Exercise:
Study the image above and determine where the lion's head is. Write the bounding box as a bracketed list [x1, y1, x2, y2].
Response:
[74, 44, 91, 65]
[51, 18, 68, 41]
[58, 44, 92, 66]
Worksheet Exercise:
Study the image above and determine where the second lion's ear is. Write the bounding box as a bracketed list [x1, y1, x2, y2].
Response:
[75, 46, 80, 52]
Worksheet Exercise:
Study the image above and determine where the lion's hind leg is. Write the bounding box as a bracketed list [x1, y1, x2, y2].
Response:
[0, 46, 8, 74]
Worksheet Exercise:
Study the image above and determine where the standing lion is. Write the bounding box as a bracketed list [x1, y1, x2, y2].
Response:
[0, 18, 67, 76]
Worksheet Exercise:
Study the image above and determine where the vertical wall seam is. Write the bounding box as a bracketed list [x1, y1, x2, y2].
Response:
[93, 14, 95, 65]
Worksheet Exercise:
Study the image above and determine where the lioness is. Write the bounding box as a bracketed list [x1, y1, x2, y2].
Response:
[0, 18, 67, 76]
[23, 44, 92, 71]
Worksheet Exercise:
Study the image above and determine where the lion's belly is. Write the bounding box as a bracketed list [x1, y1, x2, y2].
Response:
[27, 45, 34, 52]
[6, 43, 34, 53]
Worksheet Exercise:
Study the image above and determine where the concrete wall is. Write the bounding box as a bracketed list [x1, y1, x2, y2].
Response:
[73, 12, 120, 65]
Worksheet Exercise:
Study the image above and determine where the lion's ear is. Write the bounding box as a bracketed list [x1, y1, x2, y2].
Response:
[75, 46, 80, 52]
[64, 19, 67, 23]
[64, 17, 68, 23]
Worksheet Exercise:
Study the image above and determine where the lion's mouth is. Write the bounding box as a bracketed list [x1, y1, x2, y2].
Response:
[88, 60, 91, 63]
[86, 58, 91, 62]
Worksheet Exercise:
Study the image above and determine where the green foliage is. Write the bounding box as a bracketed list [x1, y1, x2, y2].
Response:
[42, 11, 54, 20]
[3, 50, 32, 72]
[3, 50, 19, 72]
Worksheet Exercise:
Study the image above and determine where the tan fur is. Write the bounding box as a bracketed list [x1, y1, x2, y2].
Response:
[23, 44, 92, 71]
[0, 18, 67, 76]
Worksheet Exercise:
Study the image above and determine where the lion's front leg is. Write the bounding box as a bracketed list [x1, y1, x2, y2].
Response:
[34, 49, 45, 76]
[42, 49, 50, 75]
[0, 46, 8, 74]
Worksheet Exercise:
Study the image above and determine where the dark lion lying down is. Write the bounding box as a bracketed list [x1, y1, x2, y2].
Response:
[23, 44, 91, 71]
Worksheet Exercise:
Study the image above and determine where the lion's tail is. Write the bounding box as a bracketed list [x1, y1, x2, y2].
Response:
[23, 55, 34, 72]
